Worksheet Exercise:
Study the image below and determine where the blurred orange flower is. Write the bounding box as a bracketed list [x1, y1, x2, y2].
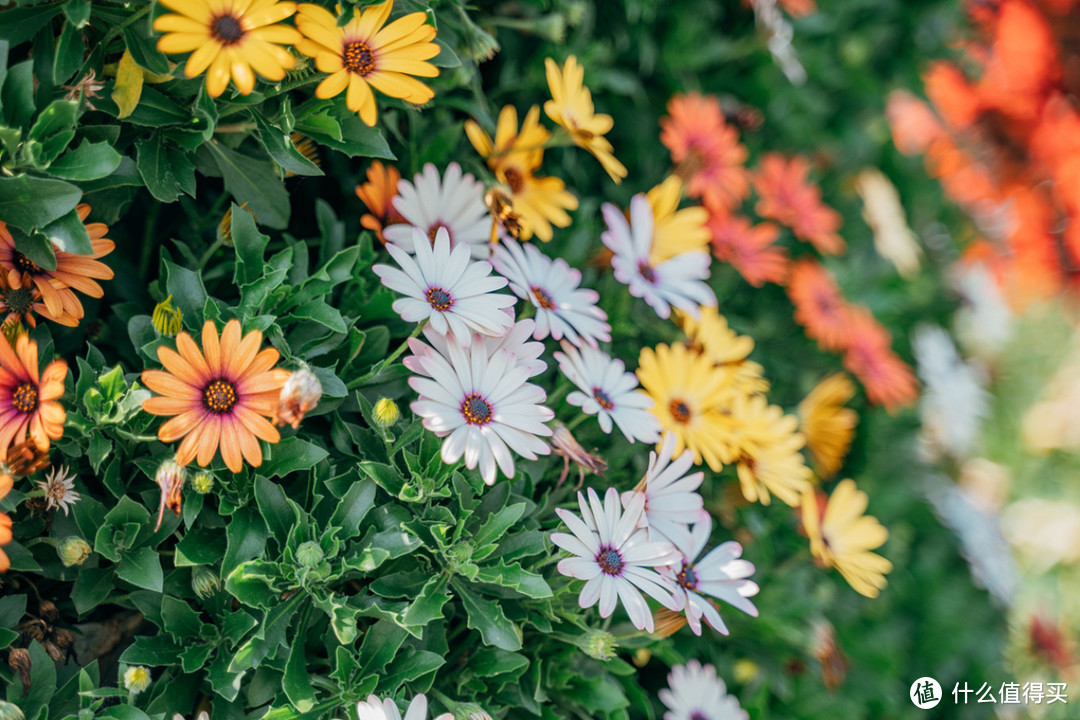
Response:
[841, 308, 918, 413]
[786, 260, 851, 352]
[356, 161, 404, 244]
[707, 209, 788, 287]
[752, 154, 844, 255]
[660, 93, 749, 211]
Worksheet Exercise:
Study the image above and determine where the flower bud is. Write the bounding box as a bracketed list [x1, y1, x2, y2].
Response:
[373, 397, 400, 428]
[154, 460, 187, 532]
[734, 658, 760, 684]
[151, 295, 183, 336]
[273, 368, 322, 429]
[216, 202, 252, 247]
[123, 665, 151, 694]
[453, 704, 492, 720]
[295, 540, 324, 568]
[575, 628, 617, 661]
[191, 566, 221, 599]
[58, 536, 92, 567]
[192, 471, 214, 495]
[0, 701, 24, 720]
[632, 648, 651, 667]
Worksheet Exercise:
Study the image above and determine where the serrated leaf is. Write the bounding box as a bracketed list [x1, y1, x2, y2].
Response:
[0, 174, 80, 231]
[206, 141, 290, 229]
[49, 140, 122, 181]
[451, 577, 522, 651]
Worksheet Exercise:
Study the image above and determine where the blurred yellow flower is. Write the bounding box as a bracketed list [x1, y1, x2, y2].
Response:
[465, 105, 578, 241]
[798, 373, 858, 479]
[543, 56, 627, 183]
[154, 0, 301, 97]
[802, 480, 893, 598]
[647, 176, 710, 262]
[295, 1, 439, 126]
[731, 393, 813, 506]
[678, 306, 768, 396]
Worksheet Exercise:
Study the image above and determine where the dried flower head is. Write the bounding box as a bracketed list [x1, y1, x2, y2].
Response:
[36, 465, 79, 516]
[550, 422, 607, 489]
[273, 368, 320, 429]
[154, 460, 186, 532]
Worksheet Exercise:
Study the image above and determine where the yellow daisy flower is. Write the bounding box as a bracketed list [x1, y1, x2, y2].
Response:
[647, 175, 710, 262]
[465, 105, 579, 242]
[636, 342, 739, 471]
[679, 306, 769, 396]
[731, 393, 813, 506]
[802, 480, 893, 598]
[543, 56, 627, 183]
[798, 374, 858, 479]
[154, 0, 302, 98]
[295, 1, 440, 126]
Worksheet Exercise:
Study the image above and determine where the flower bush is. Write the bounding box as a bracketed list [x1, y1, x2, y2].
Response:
[0, 0, 1021, 719]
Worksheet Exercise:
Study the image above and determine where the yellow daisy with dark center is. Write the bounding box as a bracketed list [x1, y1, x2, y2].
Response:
[295, 1, 440, 126]
[154, 0, 302, 97]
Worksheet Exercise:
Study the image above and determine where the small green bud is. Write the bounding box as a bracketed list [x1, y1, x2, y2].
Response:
[58, 536, 92, 567]
[192, 471, 214, 495]
[0, 700, 25, 720]
[576, 628, 618, 661]
[373, 397, 400, 428]
[191, 566, 221, 599]
[151, 295, 183, 337]
[296, 540, 324, 568]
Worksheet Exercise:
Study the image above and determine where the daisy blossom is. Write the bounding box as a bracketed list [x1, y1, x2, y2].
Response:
[659, 93, 750, 211]
[383, 163, 493, 259]
[803, 480, 893, 598]
[601, 195, 716, 320]
[621, 432, 703, 549]
[659, 659, 748, 720]
[356, 694, 451, 720]
[408, 331, 552, 484]
[373, 228, 515, 346]
[491, 238, 611, 347]
[551, 487, 680, 632]
[555, 342, 660, 443]
[660, 514, 759, 636]
[405, 320, 546, 379]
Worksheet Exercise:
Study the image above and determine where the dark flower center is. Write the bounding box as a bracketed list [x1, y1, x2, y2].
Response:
[676, 564, 698, 590]
[210, 15, 245, 45]
[4, 287, 33, 314]
[689, 713, 710, 720]
[427, 222, 452, 244]
[637, 261, 657, 284]
[531, 286, 556, 309]
[596, 546, 624, 576]
[12, 251, 42, 276]
[461, 393, 493, 425]
[592, 386, 614, 410]
[343, 40, 375, 75]
[203, 379, 238, 414]
[669, 399, 692, 424]
[426, 286, 454, 311]
[503, 167, 525, 194]
[12, 382, 38, 413]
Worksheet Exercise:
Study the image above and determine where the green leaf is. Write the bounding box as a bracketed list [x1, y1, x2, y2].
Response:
[71, 567, 113, 613]
[253, 112, 323, 177]
[116, 546, 164, 592]
[381, 648, 445, 691]
[15, 641, 57, 720]
[288, 300, 346, 334]
[161, 596, 207, 639]
[39, 206, 92, 254]
[329, 478, 376, 538]
[53, 20, 84, 85]
[119, 635, 183, 666]
[0, 174, 81, 231]
[2, 61, 35, 129]
[254, 475, 299, 542]
[174, 525, 225, 566]
[122, 25, 171, 75]
[0, 595, 26, 626]
[63, 0, 91, 28]
[28, 99, 78, 165]
[206, 141, 290, 229]
[474, 502, 527, 548]
[402, 574, 451, 627]
[229, 593, 303, 672]
[223, 505, 270, 576]
[164, 257, 207, 327]
[136, 133, 195, 203]
[475, 562, 552, 599]
[0, 5, 61, 47]
[230, 202, 268, 285]
[283, 610, 317, 712]
[261, 437, 329, 479]
[357, 620, 407, 675]
[298, 115, 395, 159]
[9, 225, 57, 271]
[49, 139, 122, 181]
[450, 577, 522, 651]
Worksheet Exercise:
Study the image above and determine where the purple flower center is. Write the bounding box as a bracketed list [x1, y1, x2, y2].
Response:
[461, 393, 493, 426]
[637, 261, 657, 284]
[596, 546, 624, 576]
[426, 286, 454, 311]
[343, 40, 375, 75]
[531, 285, 556, 309]
[689, 713, 710, 720]
[676, 564, 698, 591]
[210, 14, 245, 45]
[592, 386, 614, 410]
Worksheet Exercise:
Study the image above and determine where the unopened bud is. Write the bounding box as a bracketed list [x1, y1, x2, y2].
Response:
[734, 658, 760, 684]
[274, 368, 322, 429]
[191, 565, 221, 599]
[453, 703, 492, 720]
[295, 540, 324, 568]
[373, 397, 400, 428]
[58, 536, 92, 567]
[154, 460, 187, 532]
[632, 648, 651, 667]
[576, 628, 618, 661]
[151, 295, 183, 336]
[123, 665, 151, 694]
[192, 471, 214, 495]
[0, 700, 25, 720]
[217, 202, 252, 248]
[8, 648, 30, 694]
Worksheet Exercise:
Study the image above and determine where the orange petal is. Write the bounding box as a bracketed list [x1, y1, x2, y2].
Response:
[202, 321, 222, 375]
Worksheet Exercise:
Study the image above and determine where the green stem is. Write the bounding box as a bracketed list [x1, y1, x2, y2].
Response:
[216, 77, 320, 120]
[346, 324, 424, 388]
[112, 428, 160, 444]
[198, 238, 224, 269]
[139, 202, 161, 282]
[565, 413, 588, 432]
[76, 4, 152, 80]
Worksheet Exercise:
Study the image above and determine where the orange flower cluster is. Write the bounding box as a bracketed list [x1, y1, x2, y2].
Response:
[355, 161, 405, 244]
[787, 261, 918, 412]
[886, 0, 1080, 308]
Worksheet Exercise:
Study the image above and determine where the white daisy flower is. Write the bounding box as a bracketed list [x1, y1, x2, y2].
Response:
[621, 432, 703, 549]
[356, 694, 452, 720]
[490, 238, 611, 347]
[551, 487, 681, 632]
[601, 195, 716, 320]
[659, 659, 748, 720]
[409, 331, 553, 484]
[659, 514, 759, 636]
[383, 162, 493, 259]
[37, 465, 80, 516]
[405, 319, 546, 379]
[555, 342, 660, 444]
[373, 227, 515, 346]
[912, 324, 988, 461]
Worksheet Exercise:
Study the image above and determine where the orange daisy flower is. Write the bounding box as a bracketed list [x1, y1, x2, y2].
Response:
[0, 333, 67, 463]
[786, 260, 851, 351]
[753, 154, 844, 255]
[841, 307, 918, 413]
[660, 92, 749, 211]
[779, 0, 817, 16]
[0, 472, 13, 572]
[356, 161, 405, 243]
[707, 209, 789, 287]
[141, 320, 291, 473]
[885, 90, 944, 156]
[0, 205, 114, 322]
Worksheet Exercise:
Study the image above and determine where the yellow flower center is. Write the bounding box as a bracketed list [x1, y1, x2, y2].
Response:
[12, 251, 42, 276]
[210, 14, 245, 46]
[203, 379, 238, 414]
[669, 398, 692, 424]
[343, 40, 375, 76]
[12, 382, 38, 413]
[461, 393, 493, 425]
